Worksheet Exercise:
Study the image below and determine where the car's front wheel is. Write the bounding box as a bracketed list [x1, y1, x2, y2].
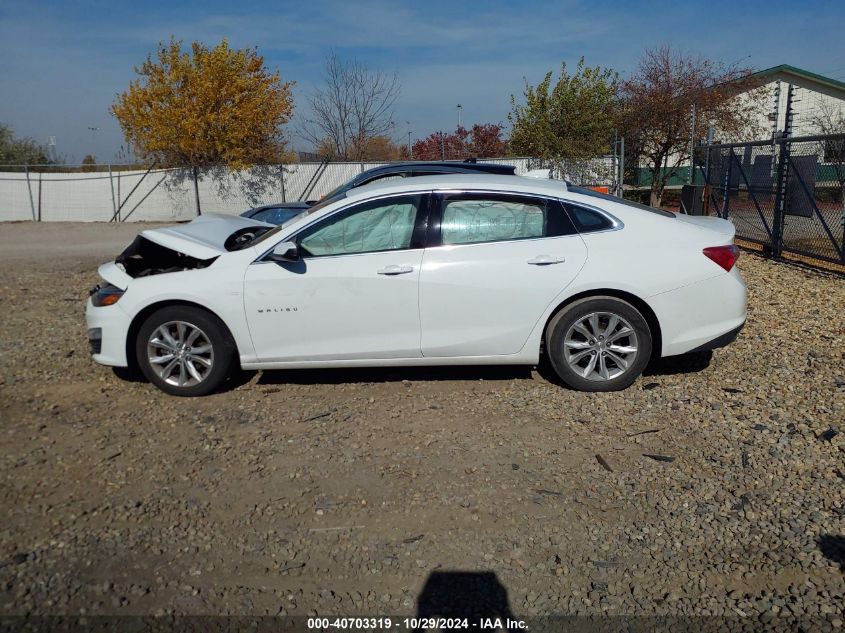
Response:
[546, 296, 652, 392]
[136, 306, 235, 396]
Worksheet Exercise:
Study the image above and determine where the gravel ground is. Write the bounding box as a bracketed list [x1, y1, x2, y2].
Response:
[0, 222, 843, 626]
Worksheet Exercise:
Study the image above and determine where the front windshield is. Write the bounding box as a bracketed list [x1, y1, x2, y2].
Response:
[249, 193, 346, 247]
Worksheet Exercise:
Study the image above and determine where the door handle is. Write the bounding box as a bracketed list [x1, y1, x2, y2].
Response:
[377, 265, 414, 275]
[527, 255, 566, 265]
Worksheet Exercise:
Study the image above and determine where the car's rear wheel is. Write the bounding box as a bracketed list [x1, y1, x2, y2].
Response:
[546, 296, 652, 392]
[136, 306, 235, 396]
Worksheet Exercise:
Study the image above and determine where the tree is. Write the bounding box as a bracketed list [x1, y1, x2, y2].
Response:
[468, 123, 508, 158]
[412, 124, 507, 160]
[809, 99, 845, 218]
[302, 52, 400, 161]
[508, 58, 617, 164]
[617, 45, 763, 206]
[0, 123, 54, 165]
[111, 39, 295, 203]
[81, 154, 97, 172]
[413, 128, 468, 161]
[317, 134, 404, 161]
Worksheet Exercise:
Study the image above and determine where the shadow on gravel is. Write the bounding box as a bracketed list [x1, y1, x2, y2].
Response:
[112, 366, 255, 391]
[818, 534, 845, 571]
[258, 365, 534, 385]
[535, 350, 712, 389]
[643, 350, 713, 377]
[415, 571, 516, 628]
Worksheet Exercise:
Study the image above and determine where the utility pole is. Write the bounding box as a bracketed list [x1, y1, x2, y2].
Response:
[406, 121, 411, 158]
[457, 104, 462, 128]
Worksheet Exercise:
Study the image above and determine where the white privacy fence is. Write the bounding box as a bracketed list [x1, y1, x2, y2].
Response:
[0, 158, 542, 223]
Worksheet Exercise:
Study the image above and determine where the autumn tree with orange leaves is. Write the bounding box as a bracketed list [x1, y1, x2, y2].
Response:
[112, 39, 294, 168]
[112, 39, 295, 205]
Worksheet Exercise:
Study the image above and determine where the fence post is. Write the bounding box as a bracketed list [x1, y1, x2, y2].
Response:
[721, 149, 733, 219]
[37, 172, 42, 221]
[108, 165, 117, 221]
[771, 138, 790, 259]
[619, 137, 625, 198]
[192, 166, 202, 216]
[24, 164, 36, 221]
[280, 165, 286, 203]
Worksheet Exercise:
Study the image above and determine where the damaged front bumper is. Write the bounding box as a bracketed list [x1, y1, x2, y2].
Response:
[85, 298, 131, 367]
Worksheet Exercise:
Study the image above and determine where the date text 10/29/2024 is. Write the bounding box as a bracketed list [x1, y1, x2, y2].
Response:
[307, 617, 528, 630]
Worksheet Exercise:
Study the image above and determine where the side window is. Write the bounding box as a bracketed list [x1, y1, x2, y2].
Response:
[298, 195, 421, 257]
[565, 203, 614, 233]
[439, 195, 575, 245]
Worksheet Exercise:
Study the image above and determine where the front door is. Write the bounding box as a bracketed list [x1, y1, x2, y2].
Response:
[244, 194, 427, 362]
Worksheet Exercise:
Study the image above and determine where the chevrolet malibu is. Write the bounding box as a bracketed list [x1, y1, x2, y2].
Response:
[86, 175, 746, 396]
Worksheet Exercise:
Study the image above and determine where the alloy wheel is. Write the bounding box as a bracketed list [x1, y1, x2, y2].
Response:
[146, 320, 214, 387]
[563, 311, 639, 381]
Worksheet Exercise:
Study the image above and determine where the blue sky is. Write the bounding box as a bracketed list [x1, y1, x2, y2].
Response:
[1, 0, 844, 163]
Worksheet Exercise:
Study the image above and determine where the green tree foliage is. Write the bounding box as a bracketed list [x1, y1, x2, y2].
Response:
[508, 59, 617, 163]
[0, 123, 54, 165]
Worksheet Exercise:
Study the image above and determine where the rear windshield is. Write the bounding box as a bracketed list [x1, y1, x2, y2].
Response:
[250, 193, 346, 246]
[567, 186, 676, 218]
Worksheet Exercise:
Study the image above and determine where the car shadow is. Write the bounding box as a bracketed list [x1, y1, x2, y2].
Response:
[535, 350, 712, 388]
[414, 570, 518, 630]
[257, 365, 534, 386]
[113, 352, 710, 391]
[112, 366, 256, 392]
[643, 350, 713, 377]
[818, 534, 845, 572]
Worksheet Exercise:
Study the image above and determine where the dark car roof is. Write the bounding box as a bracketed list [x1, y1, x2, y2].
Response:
[243, 161, 517, 220]
[352, 161, 514, 182]
[319, 160, 516, 199]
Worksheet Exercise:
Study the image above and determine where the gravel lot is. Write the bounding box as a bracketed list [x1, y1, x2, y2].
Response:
[0, 222, 843, 625]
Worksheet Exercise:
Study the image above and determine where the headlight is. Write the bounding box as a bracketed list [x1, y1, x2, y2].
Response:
[90, 283, 125, 307]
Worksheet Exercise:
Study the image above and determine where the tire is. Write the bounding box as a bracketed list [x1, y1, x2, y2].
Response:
[136, 306, 236, 397]
[545, 296, 652, 392]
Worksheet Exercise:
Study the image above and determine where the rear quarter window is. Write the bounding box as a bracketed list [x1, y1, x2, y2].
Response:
[564, 203, 614, 233]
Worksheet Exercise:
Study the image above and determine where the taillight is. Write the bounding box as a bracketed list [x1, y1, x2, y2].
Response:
[703, 245, 739, 271]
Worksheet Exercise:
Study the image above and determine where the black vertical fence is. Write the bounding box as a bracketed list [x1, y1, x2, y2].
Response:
[693, 133, 845, 266]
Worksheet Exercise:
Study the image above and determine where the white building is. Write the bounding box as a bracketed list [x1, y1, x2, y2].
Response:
[736, 65, 845, 139]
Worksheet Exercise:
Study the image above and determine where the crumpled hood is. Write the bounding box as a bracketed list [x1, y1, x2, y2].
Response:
[139, 213, 269, 260]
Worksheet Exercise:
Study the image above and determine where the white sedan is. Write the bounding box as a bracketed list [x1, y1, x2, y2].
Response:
[86, 175, 746, 396]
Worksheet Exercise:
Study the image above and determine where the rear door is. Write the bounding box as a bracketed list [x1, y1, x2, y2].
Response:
[418, 191, 588, 357]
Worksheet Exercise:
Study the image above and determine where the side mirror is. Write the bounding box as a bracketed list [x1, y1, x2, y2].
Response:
[270, 241, 299, 262]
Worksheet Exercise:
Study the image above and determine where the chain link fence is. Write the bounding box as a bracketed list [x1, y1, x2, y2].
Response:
[693, 133, 845, 266]
[0, 158, 538, 223]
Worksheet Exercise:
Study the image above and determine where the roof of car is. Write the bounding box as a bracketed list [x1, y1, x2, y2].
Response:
[345, 173, 569, 200]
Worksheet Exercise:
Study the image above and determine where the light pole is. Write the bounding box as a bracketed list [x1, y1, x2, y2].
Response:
[88, 127, 100, 159]
[456, 104, 462, 128]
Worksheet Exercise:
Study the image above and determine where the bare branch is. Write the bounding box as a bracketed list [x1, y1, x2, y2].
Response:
[301, 52, 400, 160]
